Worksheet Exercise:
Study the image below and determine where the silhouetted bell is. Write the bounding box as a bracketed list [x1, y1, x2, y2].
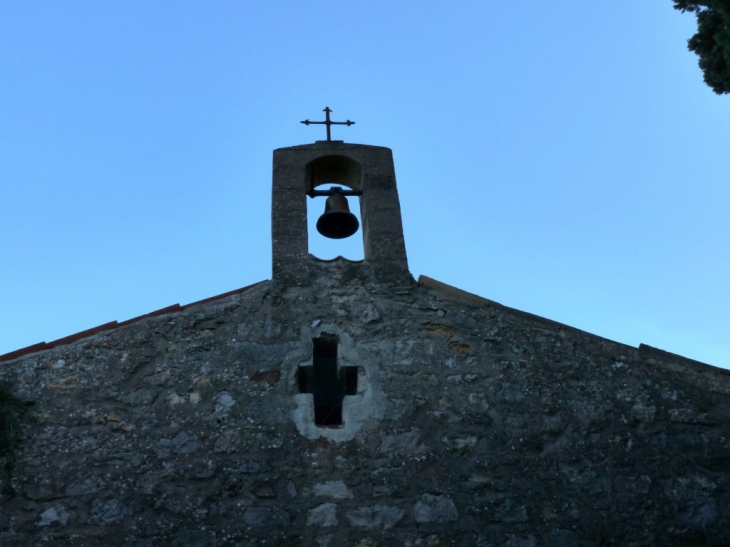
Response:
[316, 189, 359, 239]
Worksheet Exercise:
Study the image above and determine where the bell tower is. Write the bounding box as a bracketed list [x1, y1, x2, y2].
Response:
[271, 134, 411, 287]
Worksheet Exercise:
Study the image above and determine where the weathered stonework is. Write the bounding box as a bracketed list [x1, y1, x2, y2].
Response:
[1, 140, 729, 545]
[1, 271, 729, 546]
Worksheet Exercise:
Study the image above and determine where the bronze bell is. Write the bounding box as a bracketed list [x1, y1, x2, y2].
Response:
[316, 189, 359, 239]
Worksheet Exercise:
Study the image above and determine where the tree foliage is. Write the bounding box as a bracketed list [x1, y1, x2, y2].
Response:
[0, 382, 28, 495]
[673, 0, 730, 94]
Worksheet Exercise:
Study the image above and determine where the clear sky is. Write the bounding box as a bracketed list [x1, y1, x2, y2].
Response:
[1, 2, 728, 368]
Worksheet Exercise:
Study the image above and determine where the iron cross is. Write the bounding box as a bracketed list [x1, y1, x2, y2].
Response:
[301, 107, 355, 141]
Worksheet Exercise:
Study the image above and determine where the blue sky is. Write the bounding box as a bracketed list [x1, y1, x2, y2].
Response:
[1, 2, 728, 368]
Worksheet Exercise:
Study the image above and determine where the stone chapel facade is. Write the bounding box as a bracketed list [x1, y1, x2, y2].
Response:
[1, 139, 729, 546]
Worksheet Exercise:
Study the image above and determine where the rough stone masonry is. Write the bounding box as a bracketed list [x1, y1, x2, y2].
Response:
[0, 140, 729, 546]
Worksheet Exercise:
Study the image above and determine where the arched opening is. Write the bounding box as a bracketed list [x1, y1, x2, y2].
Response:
[306, 155, 362, 193]
[305, 155, 364, 260]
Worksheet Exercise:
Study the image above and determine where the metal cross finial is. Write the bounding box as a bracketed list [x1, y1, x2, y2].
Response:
[301, 107, 355, 141]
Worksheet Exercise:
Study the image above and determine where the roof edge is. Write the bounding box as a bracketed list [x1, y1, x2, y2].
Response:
[0, 280, 268, 364]
[274, 141, 391, 152]
[417, 275, 723, 373]
[418, 275, 591, 335]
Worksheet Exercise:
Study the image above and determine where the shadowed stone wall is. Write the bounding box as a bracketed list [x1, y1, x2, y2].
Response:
[1, 272, 729, 546]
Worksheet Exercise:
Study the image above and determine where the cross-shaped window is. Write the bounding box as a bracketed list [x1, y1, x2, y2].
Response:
[297, 335, 358, 427]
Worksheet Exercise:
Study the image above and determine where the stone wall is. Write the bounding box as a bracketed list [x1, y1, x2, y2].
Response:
[1, 270, 729, 546]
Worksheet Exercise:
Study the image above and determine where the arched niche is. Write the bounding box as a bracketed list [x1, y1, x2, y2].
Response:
[306, 155, 363, 193]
